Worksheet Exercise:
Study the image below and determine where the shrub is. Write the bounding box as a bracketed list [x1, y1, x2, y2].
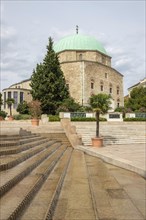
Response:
[0, 110, 7, 119]
[56, 97, 81, 114]
[13, 114, 32, 120]
[48, 115, 60, 121]
[28, 100, 42, 119]
[124, 118, 146, 121]
[71, 117, 107, 121]
[17, 101, 29, 114]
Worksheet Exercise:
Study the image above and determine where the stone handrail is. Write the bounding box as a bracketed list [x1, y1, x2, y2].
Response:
[60, 118, 82, 148]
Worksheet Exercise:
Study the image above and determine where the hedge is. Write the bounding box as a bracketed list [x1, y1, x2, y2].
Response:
[124, 118, 146, 121]
[71, 117, 107, 121]
[48, 115, 60, 121]
[13, 114, 31, 120]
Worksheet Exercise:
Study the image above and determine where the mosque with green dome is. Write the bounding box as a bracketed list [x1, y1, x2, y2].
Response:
[2, 31, 124, 115]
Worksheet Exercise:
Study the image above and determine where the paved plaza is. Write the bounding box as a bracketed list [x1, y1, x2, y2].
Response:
[77, 143, 146, 178]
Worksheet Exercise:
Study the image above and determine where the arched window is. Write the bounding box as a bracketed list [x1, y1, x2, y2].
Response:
[91, 79, 94, 89]
[102, 56, 106, 64]
[100, 80, 104, 91]
[105, 73, 108, 79]
[117, 98, 120, 107]
[117, 86, 120, 95]
[109, 83, 112, 94]
[79, 54, 82, 61]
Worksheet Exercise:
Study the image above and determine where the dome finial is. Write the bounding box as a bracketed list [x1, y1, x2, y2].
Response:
[76, 25, 79, 34]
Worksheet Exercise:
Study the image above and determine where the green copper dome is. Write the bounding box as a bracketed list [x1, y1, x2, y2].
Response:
[54, 34, 107, 55]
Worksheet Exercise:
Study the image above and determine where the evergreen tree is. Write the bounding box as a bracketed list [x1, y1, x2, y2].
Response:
[30, 37, 69, 114]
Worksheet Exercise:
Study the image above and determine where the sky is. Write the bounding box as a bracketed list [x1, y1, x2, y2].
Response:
[0, 0, 145, 95]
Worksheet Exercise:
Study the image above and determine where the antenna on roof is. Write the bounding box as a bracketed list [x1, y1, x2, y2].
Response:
[76, 25, 79, 34]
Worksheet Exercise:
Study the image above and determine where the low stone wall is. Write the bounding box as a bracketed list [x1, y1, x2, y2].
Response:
[60, 118, 82, 148]
[59, 112, 123, 122]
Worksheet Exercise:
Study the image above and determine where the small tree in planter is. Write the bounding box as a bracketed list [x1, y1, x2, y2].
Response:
[5, 98, 15, 120]
[28, 100, 42, 126]
[90, 93, 111, 147]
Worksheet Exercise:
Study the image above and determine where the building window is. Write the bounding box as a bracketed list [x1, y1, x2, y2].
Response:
[4, 92, 6, 109]
[117, 86, 120, 95]
[100, 80, 104, 91]
[109, 83, 112, 94]
[91, 82, 94, 89]
[79, 54, 82, 61]
[13, 91, 18, 109]
[117, 98, 120, 107]
[8, 91, 11, 98]
[105, 73, 108, 78]
[102, 56, 106, 64]
[20, 92, 23, 103]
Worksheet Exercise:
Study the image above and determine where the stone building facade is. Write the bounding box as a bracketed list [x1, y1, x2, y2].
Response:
[54, 34, 124, 109]
[2, 33, 124, 115]
[2, 79, 32, 115]
[128, 77, 146, 96]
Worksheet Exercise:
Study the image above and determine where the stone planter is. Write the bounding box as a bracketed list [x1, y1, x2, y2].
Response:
[31, 118, 39, 126]
[8, 116, 14, 121]
[91, 137, 103, 147]
[0, 116, 4, 121]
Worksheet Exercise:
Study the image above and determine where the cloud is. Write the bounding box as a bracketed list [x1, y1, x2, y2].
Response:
[1, 21, 144, 96]
[1, 23, 17, 40]
[1, 21, 38, 91]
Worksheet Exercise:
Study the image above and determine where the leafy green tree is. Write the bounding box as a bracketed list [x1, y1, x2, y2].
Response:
[125, 86, 146, 112]
[30, 37, 69, 114]
[17, 101, 29, 114]
[6, 98, 15, 116]
[56, 97, 81, 114]
[114, 106, 126, 118]
[0, 93, 3, 111]
[90, 94, 111, 137]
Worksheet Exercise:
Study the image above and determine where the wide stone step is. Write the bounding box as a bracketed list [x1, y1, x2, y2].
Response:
[53, 150, 96, 220]
[0, 137, 51, 156]
[0, 145, 68, 220]
[0, 135, 44, 147]
[0, 142, 61, 197]
[0, 140, 57, 171]
[21, 147, 72, 220]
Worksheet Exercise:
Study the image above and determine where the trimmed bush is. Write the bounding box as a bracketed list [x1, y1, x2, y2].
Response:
[124, 118, 146, 121]
[13, 114, 31, 120]
[0, 111, 7, 119]
[71, 117, 107, 121]
[48, 115, 60, 121]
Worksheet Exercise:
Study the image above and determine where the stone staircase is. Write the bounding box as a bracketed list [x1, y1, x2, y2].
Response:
[0, 132, 145, 219]
[72, 122, 146, 146]
[0, 132, 73, 219]
[26, 122, 72, 147]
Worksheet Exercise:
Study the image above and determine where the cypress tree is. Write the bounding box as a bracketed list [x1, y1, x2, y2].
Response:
[30, 37, 69, 114]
